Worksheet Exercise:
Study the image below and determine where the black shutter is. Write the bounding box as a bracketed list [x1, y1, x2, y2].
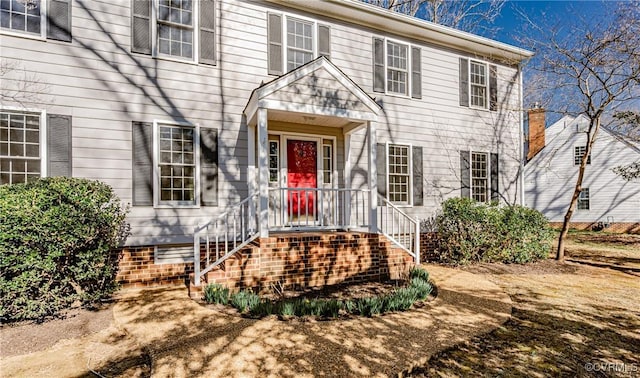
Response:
[267, 13, 283, 75]
[318, 24, 331, 59]
[132, 121, 153, 206]
[412, 146, 423, 206]
[376, 143, 387, 199]
[373, 37, 385, 93]
[47, 0, 71, 42]
[459, 58, 469, 107]
[131, 0, 151, 54]
[490, 153, 499, 202]
[200, 128, 218, 206]
[47, 114, 72, 177]
[200, 0, 216, 65]
[489, 64, 498, 111]
[460, 150, 470, 198]
[411, 47, 422, 99]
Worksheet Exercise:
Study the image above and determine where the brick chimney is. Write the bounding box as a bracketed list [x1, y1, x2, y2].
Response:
[527, 106, 546, 160]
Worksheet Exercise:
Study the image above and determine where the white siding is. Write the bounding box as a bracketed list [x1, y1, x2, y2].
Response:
[1, 0, 524, 245]
[525, 116, 640, 223]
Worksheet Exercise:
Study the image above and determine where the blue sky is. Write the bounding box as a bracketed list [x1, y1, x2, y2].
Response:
[491, 1, 613, 47]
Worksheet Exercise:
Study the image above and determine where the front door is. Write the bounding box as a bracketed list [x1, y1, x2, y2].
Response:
[287, 139, 317, 223]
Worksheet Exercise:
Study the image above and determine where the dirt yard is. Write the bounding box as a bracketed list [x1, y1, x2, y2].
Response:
[406, 232, 640, 377]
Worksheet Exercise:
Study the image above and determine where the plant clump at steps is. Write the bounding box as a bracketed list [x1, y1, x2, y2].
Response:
[202, 267, 433, 320]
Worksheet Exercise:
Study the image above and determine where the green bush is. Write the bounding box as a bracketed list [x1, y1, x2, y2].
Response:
[203, 283, 230, 305]
[230, 290, 260, 313]
[0, 177, 129, 322]
[435, 198, 554, 265]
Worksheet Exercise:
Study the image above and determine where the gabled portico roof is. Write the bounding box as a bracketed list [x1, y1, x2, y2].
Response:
[244, 56, 382, 126]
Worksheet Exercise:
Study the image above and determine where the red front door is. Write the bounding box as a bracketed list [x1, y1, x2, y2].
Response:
[287, 140, 317, 219]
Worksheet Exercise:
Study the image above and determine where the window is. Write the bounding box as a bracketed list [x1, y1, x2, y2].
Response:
[322, 142, 332, 184]
[469, 60, 487, 108]
[574, 146, 591, 165]
[0, 111, 41, 184]
[578, 188, 590, 210]
[286, 17, 313, 71]
[269, 140, 279, 183]
[0, 0, 42, 35]
[158, 124, 196, 204]
[471, 152, 488, 202]
[386, 41, 408, 95]
[267, 13, 330, 75]
[388, 144, 410, 204]
[157, 0, 194, 60]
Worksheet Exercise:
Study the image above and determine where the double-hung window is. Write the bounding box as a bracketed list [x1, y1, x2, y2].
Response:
[0, 111, 41, 184]
[574, 146, 591, 165]
[269, 140, 279, 183]
[386, 41, 408, 95]
[157, 0, 194, 60]
[471, 152, 488, 202]
[158, 123, 196, 204]
[577, 188, 590, 210]
[469, 60, 487, 108]
[286, 17, 313, 71]
[372, 37, 421, 98]
[1, 0, 42, 35]
[322, 140, 333, 185]
[388, 144, 411, 204]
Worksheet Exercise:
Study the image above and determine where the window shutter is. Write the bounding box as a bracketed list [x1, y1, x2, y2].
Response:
[376, 143, 387, 199]
[490, 153, 499, 201]
[132, 121, 153, 206]
[200, 0, 216, 65]
[131, 0, 151, 55]
[373, 37, 385, 93]
[267, 13, 283, 75]
[459, 58, 469, 107]
[412, 146, 423, 206]
[411, 47, 422, 99]
[489, 65, 498, 111]
[47, 0, 71, 42]
[318, 24, 331, 59]
[47, 114, 72, 177]
[460, 150, 470, 198]
[200, 128, 218, 206]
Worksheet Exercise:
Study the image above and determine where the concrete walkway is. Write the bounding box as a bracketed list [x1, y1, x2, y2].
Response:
[0, 265, 511, 377]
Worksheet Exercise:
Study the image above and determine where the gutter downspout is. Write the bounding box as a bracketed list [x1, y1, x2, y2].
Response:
[518, 63, 525, 206]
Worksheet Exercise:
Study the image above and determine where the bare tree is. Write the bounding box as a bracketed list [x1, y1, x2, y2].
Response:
[362, 0, 506, 37]
[611, 111, 640, 180]
[522, 2, 640, 260]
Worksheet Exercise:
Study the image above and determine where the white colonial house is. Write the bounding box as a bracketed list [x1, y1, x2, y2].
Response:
[1, 0, 532, 288]
[525, 113, 640, 233]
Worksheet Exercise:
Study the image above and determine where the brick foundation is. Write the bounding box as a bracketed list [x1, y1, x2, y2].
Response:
[549, 222, 640, 234]
[419, 232, 440, 262]
[116, 232, 416, 291]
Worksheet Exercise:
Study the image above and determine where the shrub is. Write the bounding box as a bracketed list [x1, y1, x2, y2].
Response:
[203, 284, 230, 305]
[435, 198, 554, 265]
[230, 290, 260, 313]
[0, 177, 129, 322]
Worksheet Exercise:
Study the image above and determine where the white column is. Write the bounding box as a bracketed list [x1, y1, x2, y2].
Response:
[257, 108, 269, 238]
[247, 123, 256, 233]
[343, 132, 352, 226]
[367, 121, 377, 232]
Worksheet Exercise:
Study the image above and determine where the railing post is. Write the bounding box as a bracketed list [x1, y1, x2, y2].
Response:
[193, 227, 200, 286]
[415, 220, 421, 264]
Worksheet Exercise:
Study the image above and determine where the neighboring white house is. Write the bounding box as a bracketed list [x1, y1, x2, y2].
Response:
[1, 0, 533, 286]
[525, 113, 640, 232]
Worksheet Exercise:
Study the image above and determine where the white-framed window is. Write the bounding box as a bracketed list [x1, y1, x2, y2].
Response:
[574, 145, 591, 165]
[469, 60, 487, 109]
[286, 16, 313, 71]
[156, 122, 198, 206]
[0, 0, 45, 38]
[269, 140, 279, 183]
[471, 152, 488, 202]
[577, 188, 590, 210]
[387, 143, 411, 204]
[0, 110, 44, 185]
[157, 0, 194, 60]
[386, 40, 409, 96]
[322, 141, 333, 185]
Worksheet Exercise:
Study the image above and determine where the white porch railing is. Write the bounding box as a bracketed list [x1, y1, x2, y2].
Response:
[193, 193, 259, 286]
[377, 194, 420, 263]
[268, 187, 370, 230]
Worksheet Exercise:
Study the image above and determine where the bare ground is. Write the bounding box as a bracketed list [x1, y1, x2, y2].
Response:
[406, 232, 640, 377]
